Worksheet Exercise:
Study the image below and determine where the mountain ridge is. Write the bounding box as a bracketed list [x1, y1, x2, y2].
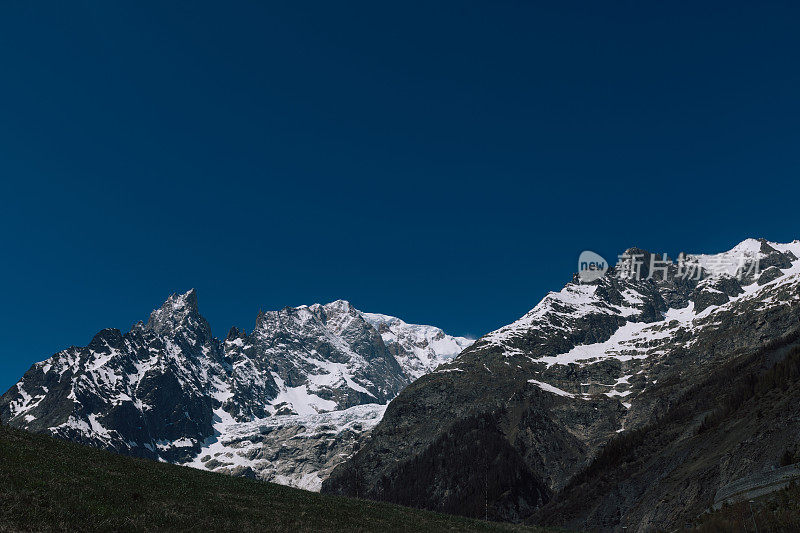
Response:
[0, 292, 472, 490]
[323, 238, 800, 528]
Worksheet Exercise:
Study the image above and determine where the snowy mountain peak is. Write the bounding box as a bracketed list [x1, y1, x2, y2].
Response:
[145, 289, 204, 336]
[691, 237, 798, 261]
[320, 299, 355, 312]
[362, 312, 473, 379]
[471, 238, 800, 383]
[159, 288, 198, 313]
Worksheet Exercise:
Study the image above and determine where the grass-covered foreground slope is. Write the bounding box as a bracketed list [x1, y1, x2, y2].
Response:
[0, 425, 545, 532]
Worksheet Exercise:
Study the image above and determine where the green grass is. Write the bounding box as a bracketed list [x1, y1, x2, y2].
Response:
[0, 425, 548, 532]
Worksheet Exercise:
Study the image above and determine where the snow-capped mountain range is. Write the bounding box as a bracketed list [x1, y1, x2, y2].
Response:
[6, 237, 799, 520]
[0, 293, 471, 489]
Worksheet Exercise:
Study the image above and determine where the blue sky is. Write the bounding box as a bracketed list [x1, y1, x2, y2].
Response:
[2, 2, 799, 392]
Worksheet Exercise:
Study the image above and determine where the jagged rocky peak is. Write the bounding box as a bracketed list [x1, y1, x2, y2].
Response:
[226, 326, 245, 341]
[293, 300, 370, 341]
[87, 327, 126, 353]
[307, 300, 364, 335]
[145, 289, 210, 340]
[149, 288, 199, 321]
[311, 299, 356, 314]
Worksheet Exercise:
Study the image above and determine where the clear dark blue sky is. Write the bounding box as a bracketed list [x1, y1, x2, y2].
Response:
[2, 2, 799, 392]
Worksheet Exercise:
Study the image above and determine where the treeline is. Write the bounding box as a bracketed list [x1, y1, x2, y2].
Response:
[698, 343, 800, 433]
[375, 411, 550, 521]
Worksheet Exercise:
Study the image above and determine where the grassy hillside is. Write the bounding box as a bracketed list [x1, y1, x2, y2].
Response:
[0, 425, 546, 532]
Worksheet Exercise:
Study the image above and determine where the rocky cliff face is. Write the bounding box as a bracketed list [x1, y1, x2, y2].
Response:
[536, 329, 800, 531]
[361, 312, 473, 380]
[323, 239, 800, 528]
[0, 291, 471, 489]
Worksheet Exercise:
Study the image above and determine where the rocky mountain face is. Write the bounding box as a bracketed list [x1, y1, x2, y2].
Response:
[536, 327, 800, 531]
[0, 292, 471, 490]
[323, 239, 800, 529]
[361, 312, 473, 380]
